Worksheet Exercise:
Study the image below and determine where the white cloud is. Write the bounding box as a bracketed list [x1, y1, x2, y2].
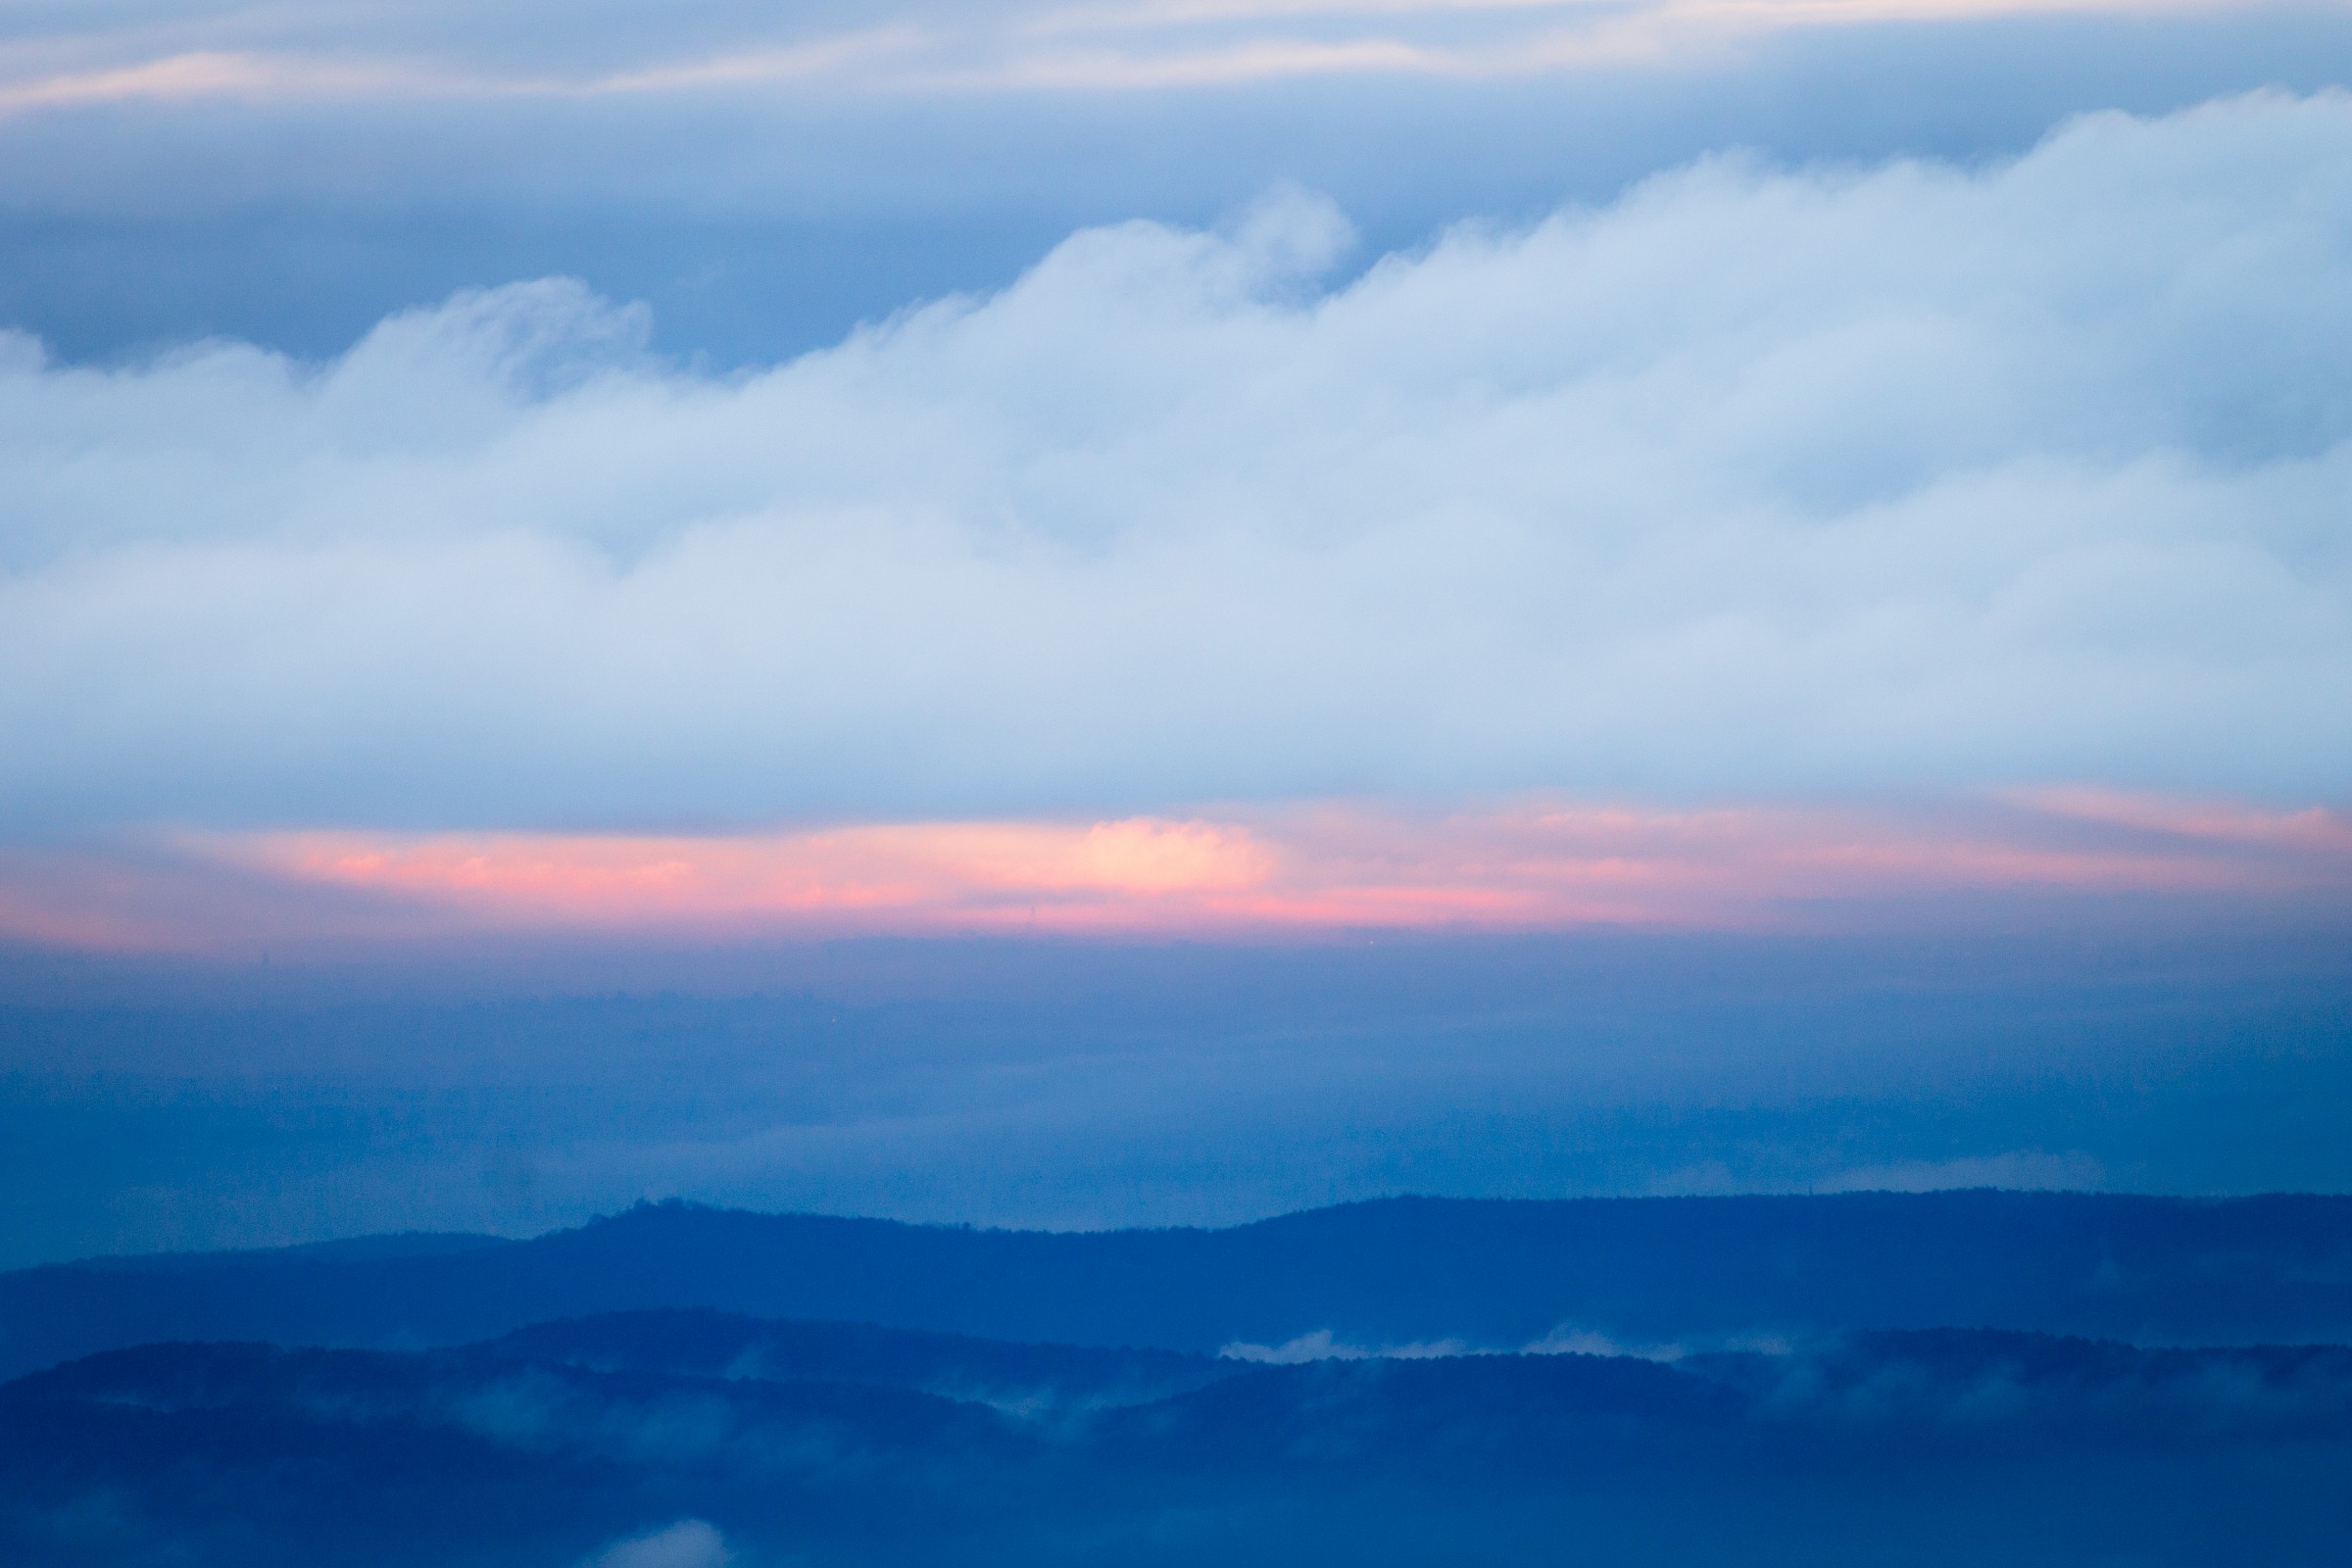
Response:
[1816, 1149, 2108, 1193]
[2, 91, 2350, 832]
[1522, 1326, 1678, 1359]
[582, 1520, 732, 1568]
[1218, 1329, 1471, 1360]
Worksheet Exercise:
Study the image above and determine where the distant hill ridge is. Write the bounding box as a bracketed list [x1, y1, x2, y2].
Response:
[3, 1191, 2347, 1379]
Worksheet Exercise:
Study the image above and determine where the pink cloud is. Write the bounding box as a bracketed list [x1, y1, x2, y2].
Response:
[192, 792, 2352, 938]
[238, 816, 1274, 929]
[3, 791, 2343, 956]
[2002, 786, 2352, 852]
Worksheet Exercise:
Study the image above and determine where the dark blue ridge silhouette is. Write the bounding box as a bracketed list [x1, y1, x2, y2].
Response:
[470, 1307, 1229, 1408]
[6, 1191, 2349, 1378]
[4, 1312, 2350, 1567]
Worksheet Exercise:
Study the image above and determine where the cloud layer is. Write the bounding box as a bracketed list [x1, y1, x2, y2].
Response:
[0, 0, 2276, 111]
[3, 91, 2350, 836]
[188, 792, 2352, 942]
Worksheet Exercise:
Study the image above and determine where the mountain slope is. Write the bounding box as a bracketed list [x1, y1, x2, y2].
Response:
[5, 1191, 2347, 1379]
[5, 1314, 2349, 1567]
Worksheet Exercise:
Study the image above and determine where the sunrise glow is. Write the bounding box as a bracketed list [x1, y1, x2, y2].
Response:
[22, 791, 2294, 952]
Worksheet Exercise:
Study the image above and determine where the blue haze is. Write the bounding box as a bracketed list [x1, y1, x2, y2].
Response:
[4, 912, 2348, 1268]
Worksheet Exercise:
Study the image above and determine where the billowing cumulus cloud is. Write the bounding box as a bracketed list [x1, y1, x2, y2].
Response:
[3, 90, 2350, 836]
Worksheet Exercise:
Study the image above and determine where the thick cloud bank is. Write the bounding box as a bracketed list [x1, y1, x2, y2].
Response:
[4, 91, 2350, 831]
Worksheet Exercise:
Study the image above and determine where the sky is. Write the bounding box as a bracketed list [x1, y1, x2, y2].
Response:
[2, 0, 2348, 1260]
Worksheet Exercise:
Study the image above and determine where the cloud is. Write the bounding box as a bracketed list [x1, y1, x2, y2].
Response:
[2, 92, 2350, 840]
[582, 1521, 733, 1568]
[8, 786, 2349, 952]
[1218, 1329, 1470, 1360]
[0, 0, 2278, 112]
[1814, 1149, 2108, 1193]
[129, 792, 2352, 946]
